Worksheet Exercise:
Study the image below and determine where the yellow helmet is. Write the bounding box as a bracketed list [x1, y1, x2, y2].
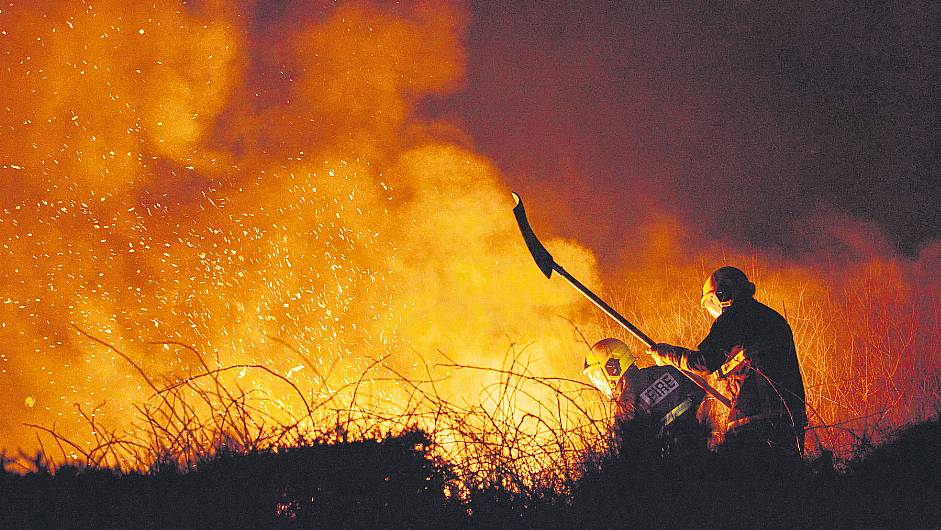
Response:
[583, 338, 635, 399]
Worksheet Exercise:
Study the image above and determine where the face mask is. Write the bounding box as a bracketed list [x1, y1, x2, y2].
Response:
[700, 291, 729, 319]
[583, 357, 627, 400]
[585, 365, 615, 399]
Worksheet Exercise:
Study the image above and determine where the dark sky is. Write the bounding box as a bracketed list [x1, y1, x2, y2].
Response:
[422, 1, 941, 265]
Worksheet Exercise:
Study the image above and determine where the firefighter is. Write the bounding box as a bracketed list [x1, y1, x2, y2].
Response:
[647, 266, 807, 456]
[584, 338, 704, 436]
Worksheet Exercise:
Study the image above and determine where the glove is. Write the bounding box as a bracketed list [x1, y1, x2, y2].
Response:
[646, 343, 676, 367]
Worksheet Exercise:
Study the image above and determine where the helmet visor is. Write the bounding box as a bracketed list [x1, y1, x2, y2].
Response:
[700, 291, 723, 319]
[584, 364, 614, 399]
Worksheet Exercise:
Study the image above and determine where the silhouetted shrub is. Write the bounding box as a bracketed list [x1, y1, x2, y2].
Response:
[0, 429, 465, 528]
[2, 418, 940, 528]
[570, 414, 941, 528]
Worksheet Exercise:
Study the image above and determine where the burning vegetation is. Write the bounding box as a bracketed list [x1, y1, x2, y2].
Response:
[0, 0, 606, 478]
[1, 0, 939, 508]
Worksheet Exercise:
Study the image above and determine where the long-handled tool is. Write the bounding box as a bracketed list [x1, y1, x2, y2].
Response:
[511, 192, 732, 409]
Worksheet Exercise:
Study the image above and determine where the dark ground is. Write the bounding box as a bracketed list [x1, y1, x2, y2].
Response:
[2, 417, 939, 528]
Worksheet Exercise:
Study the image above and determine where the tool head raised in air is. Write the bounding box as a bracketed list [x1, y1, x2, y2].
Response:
[511, 192, 556, 279]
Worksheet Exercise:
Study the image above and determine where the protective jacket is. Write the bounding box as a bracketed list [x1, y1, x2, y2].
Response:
[615, 364, 705, 430]
[660, 297, 806, 450]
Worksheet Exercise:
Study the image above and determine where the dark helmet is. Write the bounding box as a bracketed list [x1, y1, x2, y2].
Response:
[700, 266, 756, 317]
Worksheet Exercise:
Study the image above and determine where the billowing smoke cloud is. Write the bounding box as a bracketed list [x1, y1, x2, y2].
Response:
[427, 1, 941, 262]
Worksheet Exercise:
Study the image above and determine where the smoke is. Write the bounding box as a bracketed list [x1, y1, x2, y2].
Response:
[428, 1, 941, 263]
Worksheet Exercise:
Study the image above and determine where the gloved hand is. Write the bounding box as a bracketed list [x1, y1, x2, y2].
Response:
[646, 343, 675, 367]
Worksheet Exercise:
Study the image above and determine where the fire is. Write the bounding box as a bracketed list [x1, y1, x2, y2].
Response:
[0, 1, 606, 473]
[1, 0, 939, 476]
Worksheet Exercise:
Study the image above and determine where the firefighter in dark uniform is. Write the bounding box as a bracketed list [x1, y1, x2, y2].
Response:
[584, 338, 705, 437]
[647, 266, 807, 456]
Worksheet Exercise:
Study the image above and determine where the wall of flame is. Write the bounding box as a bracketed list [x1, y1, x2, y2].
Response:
[0, 0, 606, 460]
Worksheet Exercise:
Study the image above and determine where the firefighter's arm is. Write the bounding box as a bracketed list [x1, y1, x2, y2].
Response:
[646, 343, 706, 372]
[648, 314, 738, 372]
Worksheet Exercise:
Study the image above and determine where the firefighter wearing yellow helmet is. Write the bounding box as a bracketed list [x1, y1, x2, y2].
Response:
[585, 338, 704, 431]
[647, 266, 807, 456]
[583, 338, 634, 401]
